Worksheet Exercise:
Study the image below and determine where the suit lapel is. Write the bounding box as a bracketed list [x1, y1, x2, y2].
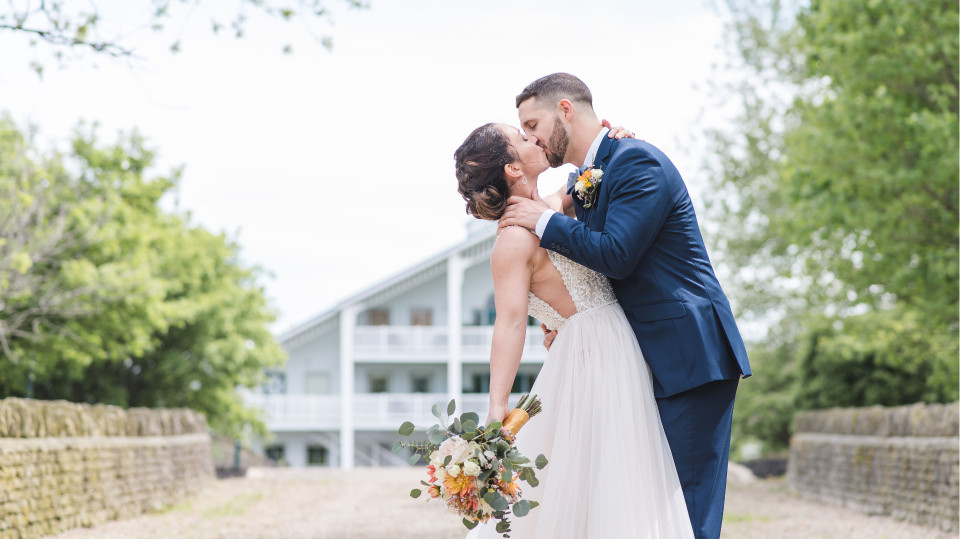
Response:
[581, 136, 614, 220]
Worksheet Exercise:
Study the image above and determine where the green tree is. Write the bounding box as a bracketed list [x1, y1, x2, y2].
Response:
[705, 0, 958, 454]
[0, 0, 367, 74]
[0, 116, 285, 436]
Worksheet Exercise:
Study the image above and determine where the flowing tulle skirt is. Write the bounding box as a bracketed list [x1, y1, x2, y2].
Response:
[470, 303, 694, 538]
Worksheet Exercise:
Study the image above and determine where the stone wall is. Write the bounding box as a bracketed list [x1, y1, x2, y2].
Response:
[0, 398, 214, 539]
[788, 402, 959, 532]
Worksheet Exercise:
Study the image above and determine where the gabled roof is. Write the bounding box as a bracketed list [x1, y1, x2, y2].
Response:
[278, 222, 497, 350]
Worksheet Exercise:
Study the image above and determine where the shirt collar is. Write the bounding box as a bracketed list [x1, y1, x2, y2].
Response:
[583, 127, 609, 169]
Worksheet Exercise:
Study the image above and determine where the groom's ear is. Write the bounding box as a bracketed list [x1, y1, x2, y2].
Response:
[557, 99, 575, 121]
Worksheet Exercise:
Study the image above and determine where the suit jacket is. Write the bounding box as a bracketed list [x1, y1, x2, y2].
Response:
[540, 136, 751, 398]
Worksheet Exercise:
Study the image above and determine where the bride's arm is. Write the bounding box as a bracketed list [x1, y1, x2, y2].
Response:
[486, 227, 538, 424]
[542, 186, 575, 217]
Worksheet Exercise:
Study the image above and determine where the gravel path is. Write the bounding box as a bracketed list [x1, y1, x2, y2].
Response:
[49, 467, 953, 539]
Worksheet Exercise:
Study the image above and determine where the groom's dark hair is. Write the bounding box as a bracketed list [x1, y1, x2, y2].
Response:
[516, 73, 593, 109]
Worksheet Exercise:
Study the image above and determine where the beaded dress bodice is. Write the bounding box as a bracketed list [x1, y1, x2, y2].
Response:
[528, 250, 618, 332]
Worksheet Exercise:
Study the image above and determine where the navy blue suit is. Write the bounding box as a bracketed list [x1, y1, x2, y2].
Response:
[540, 135, 751, 538]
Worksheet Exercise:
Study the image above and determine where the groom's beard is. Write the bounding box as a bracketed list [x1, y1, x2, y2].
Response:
[546, 114, 569, 168]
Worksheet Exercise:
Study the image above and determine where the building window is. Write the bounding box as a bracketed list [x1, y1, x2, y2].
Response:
[411, 308, 432, 326]
[511, 372, 537, 394]
[265, 445, 285, 464]
[368, 308, 390, 326]
[262, 371, 286, 394]
[411, 375, 430, 393]
[307, 445, 328, 466]
[485, 294, 497, 325]
[369, 375, 389, 393]
[305, 372, 331, 394]
[465, 373, 489, 394]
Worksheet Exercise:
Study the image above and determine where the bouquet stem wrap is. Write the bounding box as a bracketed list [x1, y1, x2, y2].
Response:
[500, 394, 541, 442]
[501, 409, 529, 442]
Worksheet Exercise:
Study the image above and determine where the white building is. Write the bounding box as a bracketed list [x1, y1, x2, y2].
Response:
[246, 221, 545, 468]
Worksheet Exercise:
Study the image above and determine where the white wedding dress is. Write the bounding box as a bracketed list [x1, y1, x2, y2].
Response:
[470, 249, 694, 539]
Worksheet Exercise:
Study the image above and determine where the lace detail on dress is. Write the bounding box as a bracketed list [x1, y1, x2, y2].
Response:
[527, 293, 566, 333]
[528, 251, 618, 331]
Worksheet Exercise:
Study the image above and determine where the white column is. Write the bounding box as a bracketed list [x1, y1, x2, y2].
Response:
[339, 305, 359, 470]
[447, 254, 464, 412]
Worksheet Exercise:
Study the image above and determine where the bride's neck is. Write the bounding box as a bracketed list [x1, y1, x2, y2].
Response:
[509, 180, 539, 200]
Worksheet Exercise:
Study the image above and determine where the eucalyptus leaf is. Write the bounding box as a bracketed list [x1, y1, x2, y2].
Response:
[490, 493, 509, 512]
[462, 419, 477, 433]
[410, 488, 422, 498]
[463, 518, 479, 530]
[408, 454, 421, 465]
[447, 399, 456, 416]
[461, 412, 480, 425]
[398, 421, 415, 436]
[443, 455, 452, 467]
[529, 501, 539, 509]
[486, 421, 502, 431]
[431, 402, 443, 419]
[535, 454, 548, 469]
[513, 499, 531, 517]
[526, 473, 539, 487]
[496, 520, 510, 533]
[391, 441, 402, 454]
[427, 427, 446, 445]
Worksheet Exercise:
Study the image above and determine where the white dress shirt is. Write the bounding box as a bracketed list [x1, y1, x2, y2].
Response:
[534, 127, 610, 238]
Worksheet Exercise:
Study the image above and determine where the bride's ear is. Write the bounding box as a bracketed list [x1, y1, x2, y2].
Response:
[504, 162, 523, 181]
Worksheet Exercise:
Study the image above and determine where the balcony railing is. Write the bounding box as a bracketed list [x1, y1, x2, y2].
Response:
[353, 325, 546, 361]
[246, 392, 525, 432]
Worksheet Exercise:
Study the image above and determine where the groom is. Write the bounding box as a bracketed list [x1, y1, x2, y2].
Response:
[500, 73, 751, 539]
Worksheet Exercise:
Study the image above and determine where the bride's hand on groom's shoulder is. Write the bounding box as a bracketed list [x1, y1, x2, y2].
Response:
[601, 119, 640, 140]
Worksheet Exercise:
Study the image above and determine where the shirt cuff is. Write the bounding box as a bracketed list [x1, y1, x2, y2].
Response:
[534, 210, 557, 239]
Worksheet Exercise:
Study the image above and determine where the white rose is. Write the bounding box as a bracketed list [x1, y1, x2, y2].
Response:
[575, 179, 587, 193]
[462, 460, 481, 477]
[592, 169, 603, 180]
[446, 464, 461, 477]
[436, 436, 466, 464]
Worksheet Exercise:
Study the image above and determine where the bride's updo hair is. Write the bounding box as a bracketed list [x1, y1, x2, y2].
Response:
[454, 123, 517, 221]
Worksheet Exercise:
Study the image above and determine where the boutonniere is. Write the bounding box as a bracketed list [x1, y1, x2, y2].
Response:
[572, 166, 603, 209]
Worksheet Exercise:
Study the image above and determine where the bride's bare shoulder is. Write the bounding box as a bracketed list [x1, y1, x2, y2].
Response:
[491, 226, 540, 264]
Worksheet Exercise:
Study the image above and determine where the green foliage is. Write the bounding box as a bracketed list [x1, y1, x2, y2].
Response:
[0, 0, 370, 74]
[708, 0, 958, 454]
[0, 115, 285, 437]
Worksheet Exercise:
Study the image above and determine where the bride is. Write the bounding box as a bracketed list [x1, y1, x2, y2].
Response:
[453, 123, 694, 538]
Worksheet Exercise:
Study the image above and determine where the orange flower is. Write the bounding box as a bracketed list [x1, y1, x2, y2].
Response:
[444, 473, 473, 497]
[428, 485, 441, 498]
[498, 477, 521, 498]
[426, 464, 437, 483]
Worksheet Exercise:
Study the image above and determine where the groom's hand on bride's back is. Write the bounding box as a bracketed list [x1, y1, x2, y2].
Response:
[541, 323, 558, 351]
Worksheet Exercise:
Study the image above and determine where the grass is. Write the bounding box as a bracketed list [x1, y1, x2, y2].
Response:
[199, 491, 264, 518]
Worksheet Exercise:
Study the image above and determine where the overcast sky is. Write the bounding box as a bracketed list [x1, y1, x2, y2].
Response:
[0, 0, 734, 332]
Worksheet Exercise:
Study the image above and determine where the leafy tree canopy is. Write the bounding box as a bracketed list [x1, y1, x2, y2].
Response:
[0, 0, 367, 74]
[705, 0, 958, 455]
[0, 115, 285, 437]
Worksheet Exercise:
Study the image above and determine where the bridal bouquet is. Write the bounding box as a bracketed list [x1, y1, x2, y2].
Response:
[395, 394, 547, 537]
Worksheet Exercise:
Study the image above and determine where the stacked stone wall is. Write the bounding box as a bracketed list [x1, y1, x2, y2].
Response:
[789, 402, 959, 532]
[0, 398, 214, 539]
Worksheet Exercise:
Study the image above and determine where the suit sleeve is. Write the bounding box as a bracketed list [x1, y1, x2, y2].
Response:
[540, 150, 672, 280]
